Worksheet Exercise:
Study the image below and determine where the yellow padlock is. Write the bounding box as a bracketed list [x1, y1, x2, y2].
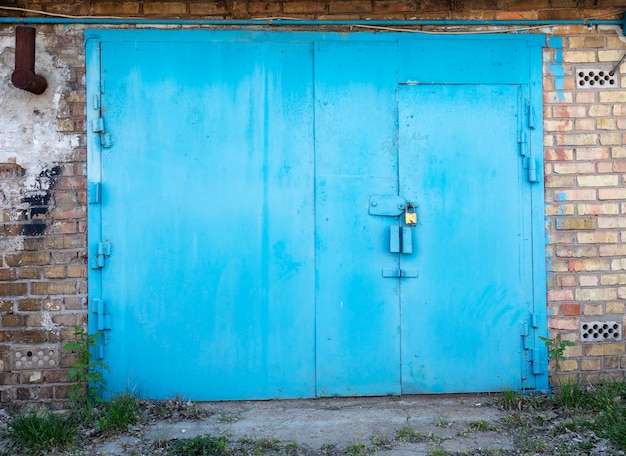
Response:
[404, 203, 417, 225]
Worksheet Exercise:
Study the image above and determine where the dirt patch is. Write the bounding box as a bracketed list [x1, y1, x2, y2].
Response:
[1, 393, 625, 455]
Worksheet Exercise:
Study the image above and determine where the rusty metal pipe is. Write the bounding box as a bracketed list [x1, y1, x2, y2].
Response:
[11, 26, 47, 95]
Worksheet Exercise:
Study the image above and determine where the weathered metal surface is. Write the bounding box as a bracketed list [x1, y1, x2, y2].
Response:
[86, 30, 547, 400]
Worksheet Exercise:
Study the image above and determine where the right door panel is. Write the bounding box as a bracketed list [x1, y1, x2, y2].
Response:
[399, 84, 534, 393]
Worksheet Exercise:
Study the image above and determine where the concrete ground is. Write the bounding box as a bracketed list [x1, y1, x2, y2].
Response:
[98, 395, 515, 455]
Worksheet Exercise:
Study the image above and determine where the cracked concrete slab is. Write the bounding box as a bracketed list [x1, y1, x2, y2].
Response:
[98, 395, 514, 455]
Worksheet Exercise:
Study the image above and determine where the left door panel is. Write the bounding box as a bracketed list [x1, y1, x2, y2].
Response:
[97, 40, 316, 399]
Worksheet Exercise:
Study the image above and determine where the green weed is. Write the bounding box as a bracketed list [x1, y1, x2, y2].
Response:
[63, 325, 109, 414]
[428, 448, 450, 456]
[171, 435, 228, 456]
[552, 382, 585, 409]
[435, 417, 453, 428]
[369, 434, 392, 448]
[467, 419, 497, 432]
[97, 392, 141, 433]
[395, 425, 429, 442]
[539, 334, 575, 372]
[496, 390, 523, 410]
[346, 442, 370, 455]
[5, 410, 77, 455]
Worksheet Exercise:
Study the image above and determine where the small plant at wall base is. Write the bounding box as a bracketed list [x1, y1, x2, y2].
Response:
[63, 325, 109, 414]
[539, 333, 575, 372]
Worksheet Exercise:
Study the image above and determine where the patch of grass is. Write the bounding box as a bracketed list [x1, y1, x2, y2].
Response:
[428, 448, 450, 456]
[496, 390, 523, 410]
[97, 393, 141, 433]
[171, 435, 228, 456]
[369, 434, 392, 449]
[395, 425, 429, 442]
[467, 419, 497, 432]
[552, 382, 585, 409]
[5, 409, 77, 455]
[435, 417, 452, 428]
[346, 442, 370, 456]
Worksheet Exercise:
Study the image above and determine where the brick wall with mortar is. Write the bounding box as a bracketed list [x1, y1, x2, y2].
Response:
[1, 1, 626, 406]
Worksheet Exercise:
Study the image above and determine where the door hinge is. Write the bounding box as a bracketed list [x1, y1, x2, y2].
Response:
[521, 313, 546, 377]
[92, 116, 112, 148]
[523, 102, 536, 130]
[91, 241, 111, 269]
[518, 131, 528, 157]
[91, 298, 111, 359]
[88, 182, 101, 204]
[523, 156, 538, 183]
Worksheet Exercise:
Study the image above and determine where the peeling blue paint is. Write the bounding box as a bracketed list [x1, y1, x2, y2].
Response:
[548, 36, 565, 101]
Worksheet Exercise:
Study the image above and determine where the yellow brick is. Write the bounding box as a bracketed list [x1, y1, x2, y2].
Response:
[564, 345, 582, 358]
[559, 359, 579, 372]
[581, 358, 601, 370]
[600, 92, 626, 103]
[585, 343, 625, 356]
[600, 244, 626, 256]
[612, 147, 626, 158]
[579, 275, 599, 287]
[584, 37, 606, 48]
[600, 133, 622, 145]
[612, 259, 626, 270]
[577, 175, 618, 187]
[577, 232, 619, 244]
[577, 288, 617, 301]
[578, 203, 618, 215]
[589, 105, 612, 116]
[563, 51, 596, 63]
[607, 37, 626, 48]
[599, 50, 624, 62]
[598, 118, 617, 130]
[607, 301, 625, 313]
[598, 216, 626, 228]
[568, 37, 585, 48]
[618, 287, 626, 299]
[599, 188, 626, 200]
[605, 356, 619, 369]
[550, 373, 578, 385]
[583, 303, 604, 316]
[601, 274, 626, 286]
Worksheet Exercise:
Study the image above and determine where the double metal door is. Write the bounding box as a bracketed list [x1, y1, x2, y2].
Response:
[87, 31, 547, 399]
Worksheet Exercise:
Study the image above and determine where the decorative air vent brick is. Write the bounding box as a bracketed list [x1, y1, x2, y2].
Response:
[576, 67, 618, 89]
[581, 321, 623, 342]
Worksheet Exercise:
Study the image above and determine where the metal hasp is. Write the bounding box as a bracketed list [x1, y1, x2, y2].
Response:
[11, 26, 47, 95]
[369, 194, 406, 216]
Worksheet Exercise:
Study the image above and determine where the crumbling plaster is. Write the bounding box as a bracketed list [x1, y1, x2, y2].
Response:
[0, 26, 82, 256]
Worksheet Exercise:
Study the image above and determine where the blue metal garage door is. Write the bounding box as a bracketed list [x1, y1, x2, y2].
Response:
[86, 30, 547, 399]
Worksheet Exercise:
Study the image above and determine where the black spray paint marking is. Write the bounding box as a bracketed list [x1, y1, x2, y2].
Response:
[21, 166, 61, 236]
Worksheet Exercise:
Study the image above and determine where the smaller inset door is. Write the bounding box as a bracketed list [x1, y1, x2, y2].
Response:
[399, 84, 537, 393]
